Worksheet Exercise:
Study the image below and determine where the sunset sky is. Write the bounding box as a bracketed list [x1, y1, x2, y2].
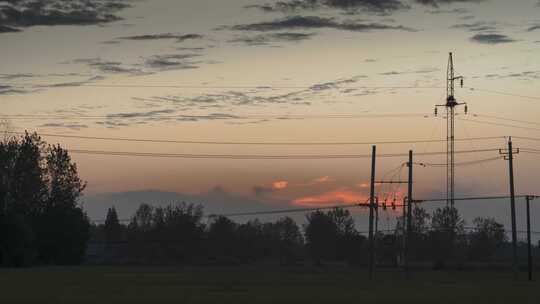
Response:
[1, 0, 540, 228]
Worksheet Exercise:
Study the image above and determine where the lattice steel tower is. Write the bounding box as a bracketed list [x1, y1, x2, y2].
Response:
[434, 53, 468, 207]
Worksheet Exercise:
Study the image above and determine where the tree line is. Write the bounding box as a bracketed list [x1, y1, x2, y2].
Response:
[92, 202, 514, 269]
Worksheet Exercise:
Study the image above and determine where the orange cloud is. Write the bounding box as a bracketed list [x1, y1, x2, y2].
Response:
[272, 180, 289, 190]
[292, 189, 368, 207]
[313, 176, 333, 183]
[357, 182, 382, 188]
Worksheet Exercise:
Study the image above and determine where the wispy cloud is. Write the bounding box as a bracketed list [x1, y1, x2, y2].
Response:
[470, 33, 516, 44]
[247, 0, 410, 15]
[451, 21, 498, 32]
[117, 33, 203, 42]
[225, 15, 416, 32]
[229, 32, 316, 46]
[0, 0, 131, 33]
[414, 0, 487, 8]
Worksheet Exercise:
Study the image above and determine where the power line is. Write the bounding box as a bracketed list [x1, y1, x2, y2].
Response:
[413, 195, 537, 204]
[0, 113, 429, 121]
[4, 83, 445, 90]
[471, 114, 540, 127]
[467, 87, 540, 101]
[68, 148, 501, 160]
[414, 156, 503, 168]
[458, 118, 540, 132]
[6, 131, 507, 146]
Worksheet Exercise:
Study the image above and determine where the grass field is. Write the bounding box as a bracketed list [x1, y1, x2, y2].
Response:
[0, 266, 539, 303]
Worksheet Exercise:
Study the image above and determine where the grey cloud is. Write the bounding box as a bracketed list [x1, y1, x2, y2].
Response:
[426, 7, 469, 14]
[0, 0, 130, 32]
[414, 0, 486, 7]
[229, 32, 316, 46]
[40, 122, 88, 130]
[106, 109, 177, 119]
[0, 84, 34, 95]
[71, 52, 205, 76]
[0, 73, 36, 80]
[73, 58, 145, 75]
[118, 33, 203, 42]
[451, 21, 497, 32]
[380, 67, 439, 75]
[144, 54, 201, 71]
[484, 70, 540, 80]
[131, 76, 367, 118]
[226, 15, 416, 32]
[247, 0, 409, 14]
[470, 33, 516, 44]
[0, 25, 19, 32]
[528, 25, 540, 32]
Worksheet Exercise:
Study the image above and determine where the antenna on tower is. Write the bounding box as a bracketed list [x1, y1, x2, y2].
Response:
[434, 52, 468, 207]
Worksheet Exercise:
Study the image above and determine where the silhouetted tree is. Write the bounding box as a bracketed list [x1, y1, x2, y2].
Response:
[430, 206, 465, 269]
[410, 206, 431, 261]
[468, 217, 506, 261]
[305, 210, 338, 264]
[126, 202, 205, 264]
[0, 133, 89, 266]
[104, 207, 122, 242]
[273, 217, 304, 265]
[34, 144, 89, 264]
[304, 208, 359, 264]
[207, 216, 238, 261]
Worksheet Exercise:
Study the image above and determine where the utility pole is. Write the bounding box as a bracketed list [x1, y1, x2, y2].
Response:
[500, 137, 519, 279]
[405, 150, 413, 279]
[368, 145, 376, 280]
[526, 195, 533, 281]
[435, 52, 468, 207]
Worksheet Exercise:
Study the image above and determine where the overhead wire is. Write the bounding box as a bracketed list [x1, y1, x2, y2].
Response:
[3, 131, 506, 146]
[67, 148, 502, 160]
[466, 87, 540, 101]
[0, 113, 429, 121]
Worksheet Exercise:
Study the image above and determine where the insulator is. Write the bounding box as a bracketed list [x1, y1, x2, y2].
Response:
[460, 78, 464, 88]
[464, 105, 468, 114]
[434, 108, 438, 116]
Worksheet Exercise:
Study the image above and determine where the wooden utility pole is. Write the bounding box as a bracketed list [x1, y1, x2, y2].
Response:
[405, 150, 413, 279]
[368, 145, 376, 280]
[500, 137, 519, 279]
[526, 195, 533, 281]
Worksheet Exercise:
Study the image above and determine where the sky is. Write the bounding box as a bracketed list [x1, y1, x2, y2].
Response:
[1, 0, 540, 231]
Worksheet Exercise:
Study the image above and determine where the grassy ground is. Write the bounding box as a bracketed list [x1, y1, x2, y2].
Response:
[0, 266, 538, 303]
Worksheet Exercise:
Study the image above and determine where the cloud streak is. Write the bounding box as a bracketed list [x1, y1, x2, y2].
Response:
[470, 33, 516, 44]
[0, 0, 131, 33]
[226, 15, 416, 32]
[247, 0, 409, 14]
[229, 32, 316, 46]
[414, 0, 487, 7]
[118, 33, 203, 42]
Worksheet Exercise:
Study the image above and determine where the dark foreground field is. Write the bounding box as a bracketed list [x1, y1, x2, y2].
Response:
[0, 266, 538, 303]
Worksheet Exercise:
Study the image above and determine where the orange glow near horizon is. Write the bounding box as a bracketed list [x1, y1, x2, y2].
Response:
[272, 180, 289, 190]
[292, 189, 368, 207]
